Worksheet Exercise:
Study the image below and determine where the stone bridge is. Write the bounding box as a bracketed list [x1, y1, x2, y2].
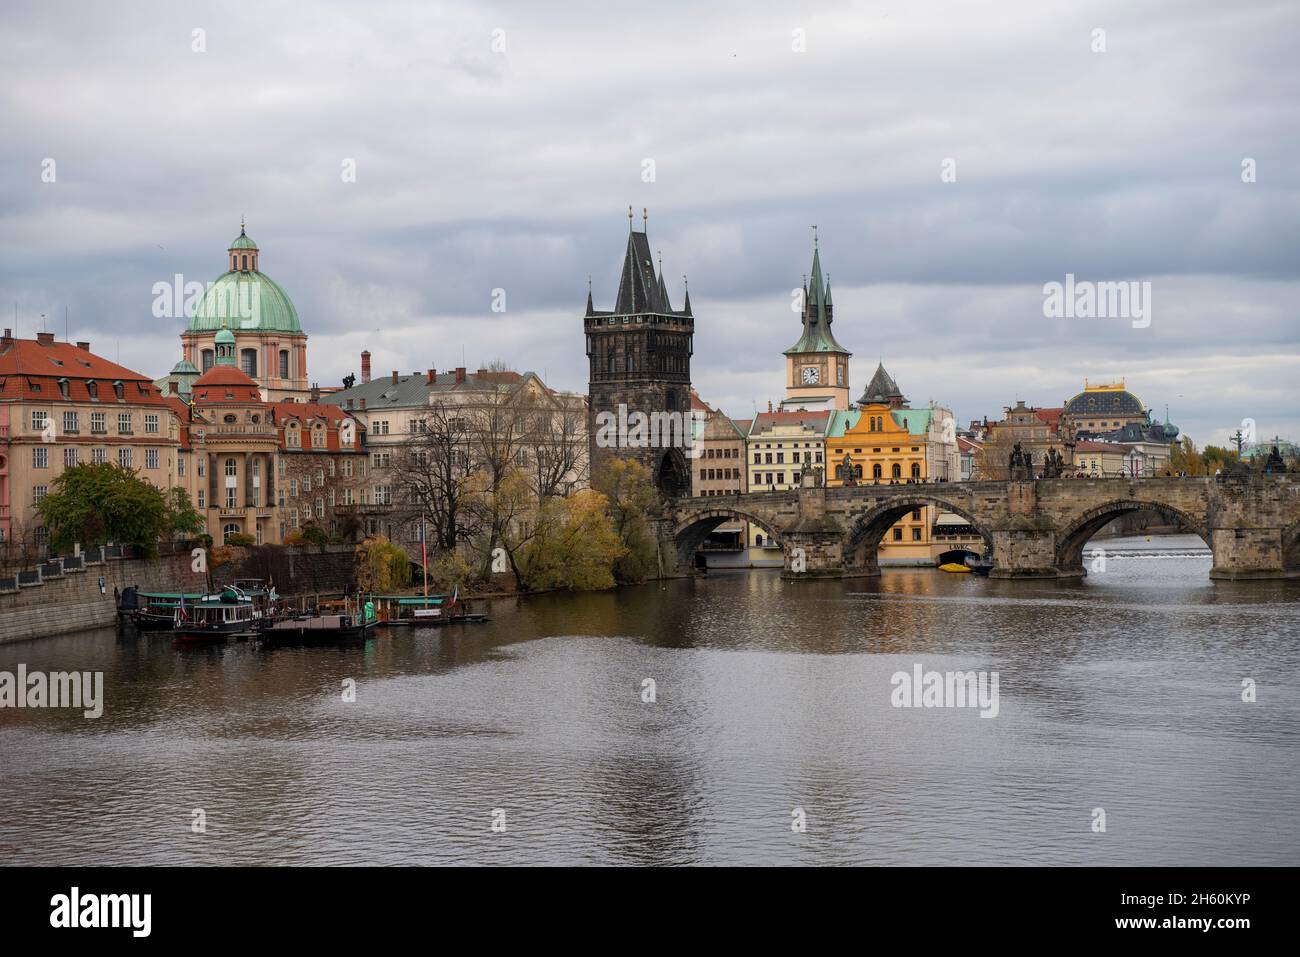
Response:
[661, 475, 1300, 580]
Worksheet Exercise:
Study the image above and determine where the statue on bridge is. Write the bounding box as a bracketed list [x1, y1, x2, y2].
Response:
[841, 453, 857, 487]
[1263, 444, 1287, 474]
[1008, 441, 1035, 480]
[1042, 446, 1065, 479]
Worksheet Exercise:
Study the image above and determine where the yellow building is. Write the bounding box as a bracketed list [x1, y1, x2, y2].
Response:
[825, 364, 968, 565]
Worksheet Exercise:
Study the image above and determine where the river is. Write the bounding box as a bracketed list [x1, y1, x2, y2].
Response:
[1, 535, 1296, 866]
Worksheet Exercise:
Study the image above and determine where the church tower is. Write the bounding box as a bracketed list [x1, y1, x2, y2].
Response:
[585, 210, 694, 494]
[782, 234, 851, 411]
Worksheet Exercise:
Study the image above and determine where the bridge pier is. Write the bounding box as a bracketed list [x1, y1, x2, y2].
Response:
[988, 524, 1064, 579]
[1208, 527, 1296, 580]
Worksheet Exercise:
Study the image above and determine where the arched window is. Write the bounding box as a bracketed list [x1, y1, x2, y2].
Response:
[872, 463, 882, 480]
[891, 463, 902, 479]
[225, 458, 237, 477]
[241, 254, 248, 271]
[854, 464, 863, 479]
[279, 350, 289, 379]
[201, 349, 214, 372]
[834, 465, 844, 480]
[223, 414, 236, 424]
[911, 463, 921, 479]
[223, 523, 240, 542]
[241, 349, 257, 377]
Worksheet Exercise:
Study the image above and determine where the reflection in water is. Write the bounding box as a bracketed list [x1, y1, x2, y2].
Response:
[1, 539, 1297, 866]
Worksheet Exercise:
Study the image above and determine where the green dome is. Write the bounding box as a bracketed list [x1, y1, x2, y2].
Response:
[229, 230, 258, 250]
[214, 327, 235, 345]
[187, 270, 303, 334]
[171, 358, 200, 374]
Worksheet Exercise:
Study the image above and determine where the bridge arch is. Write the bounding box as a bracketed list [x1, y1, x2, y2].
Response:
[842, 495, 993, 573]
[1054, 498, 1207, 573]
[673, 507, 786, 567]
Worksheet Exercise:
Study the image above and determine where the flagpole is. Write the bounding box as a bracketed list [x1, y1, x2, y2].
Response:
[422, 512, 429, 599]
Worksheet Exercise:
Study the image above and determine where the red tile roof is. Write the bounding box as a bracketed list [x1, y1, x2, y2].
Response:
[191, 364, 263, 403]
[1034, 407, 1064, 431]
[0, 336, 172, 405]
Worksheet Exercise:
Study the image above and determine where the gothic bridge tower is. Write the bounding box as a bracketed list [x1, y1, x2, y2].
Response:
[585, 209, 694, 494]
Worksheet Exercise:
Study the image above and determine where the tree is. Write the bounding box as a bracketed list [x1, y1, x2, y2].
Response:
[399, 400, 483, 551]
[592, 457, 661, 583]
[297, 522, 332, 550]
[521, 395, 588, 499]
[36, 463, 173, 557]
[354, 535, 412, 592]
[514, 489, 625, 590]
[164, 486, 205, 541]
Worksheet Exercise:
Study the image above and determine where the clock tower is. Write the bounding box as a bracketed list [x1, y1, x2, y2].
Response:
[782, 236, 851, 411]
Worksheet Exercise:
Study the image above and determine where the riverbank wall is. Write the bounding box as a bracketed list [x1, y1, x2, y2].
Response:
[0, 545, 356, 644]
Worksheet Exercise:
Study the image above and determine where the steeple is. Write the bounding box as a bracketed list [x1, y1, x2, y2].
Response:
[682, 275, 692, 316]
[784, 238, 849, 356]
[858, 361, 906, 408]
[614, 225, 669, 314]
[585, 276, 594, 317]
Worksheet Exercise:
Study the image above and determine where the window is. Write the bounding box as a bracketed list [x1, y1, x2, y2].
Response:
[290, 479, 299, 497]
[146, 448, 159, 469]
[372, 452, 390, 469]
[145, 413, 159, 434]
[118, 448, 132, 468]
[316, 468, 324, 486]
[341, 460, 353, 478]
[279, 350, 290, 379]
[201, 349, 214, 372]
[893, 527, 903, 541]
[90, 412, 106, 433]
[64, 447, 78, 467]
[312, 425, 326, 449]
[373, 420, 390, 435]
[33, 447, 49, 469]
[178, 455, 186, 477]
[226, 486, 237, 508]
[197, 489, 205, 508]
[223, 523, 241, 542]
[225, 458, 237, 477]
[315, 498, 324, 519]
[63, 411, 78, 433]
[303, 475, 312, 493]
[891, 464, 902, 479]
[342, 488, 354, 506]
[33, 485, 48, 504]
[31, 410, 48, 432]
[92, 448, 106, 464]
[911, 463, 921, 480]
[328, 460, 336, 477]
[286, 424, 300, 447]
[197, 456, 206, 477]
[118, 412, 132, 434]
[375, 486, 392, 505]
[912, 527, 922, 542]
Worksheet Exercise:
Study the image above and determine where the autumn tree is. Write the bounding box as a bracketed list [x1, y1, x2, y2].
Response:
[592, 457, 661, 583]
[514, 489, 625, 591]
[36, 462, 192, 557]
[399, 400, 483, 551]
[354, 535, 413, 592]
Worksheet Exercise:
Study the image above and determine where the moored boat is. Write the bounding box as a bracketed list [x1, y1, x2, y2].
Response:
[173, 587, 261, 642]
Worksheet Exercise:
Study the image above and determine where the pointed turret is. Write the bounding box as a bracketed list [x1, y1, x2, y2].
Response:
[682, 276, 692, 317]
[614, 229, 669, 314]
[858, 362, 906, 408]
[784, 241, 849, 357]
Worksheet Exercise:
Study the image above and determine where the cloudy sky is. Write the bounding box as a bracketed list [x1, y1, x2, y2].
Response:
[2, 0, 1297, 447]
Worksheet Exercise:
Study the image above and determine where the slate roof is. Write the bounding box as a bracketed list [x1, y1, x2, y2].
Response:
[321, 369, 545, 411]
[590, 228, 692, 318]
[857, 362, 906, 406]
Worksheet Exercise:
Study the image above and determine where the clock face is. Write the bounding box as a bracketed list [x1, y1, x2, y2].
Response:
[802, 366, 820, 384]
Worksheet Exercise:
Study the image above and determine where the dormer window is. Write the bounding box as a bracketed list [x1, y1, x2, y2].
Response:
[112, 380, 124, 401]
[87, 381, 98, 400]
[57, 377, 69, 400]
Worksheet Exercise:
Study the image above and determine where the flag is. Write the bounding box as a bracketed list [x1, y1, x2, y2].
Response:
[451, 585, 458, 608]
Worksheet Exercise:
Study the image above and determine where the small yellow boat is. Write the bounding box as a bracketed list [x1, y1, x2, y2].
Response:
[939, 562, 972, 573]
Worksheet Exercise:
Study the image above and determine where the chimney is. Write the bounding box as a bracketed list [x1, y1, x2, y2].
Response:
[1, 328, 13, 346]
[426, 369, 436, 384]
[391, 370, 399, 384]
[359, 397, 366, 410]
[360, 350, 371, 384]
[310, 384, 321, 402]
[455, 367, 466, 383]
[767, 400, 773, 412]
[36, 331, 55, 345]
[76, 341, 90, 352]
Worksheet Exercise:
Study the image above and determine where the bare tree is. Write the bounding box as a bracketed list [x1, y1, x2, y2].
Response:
[399, 401, 483, 551]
